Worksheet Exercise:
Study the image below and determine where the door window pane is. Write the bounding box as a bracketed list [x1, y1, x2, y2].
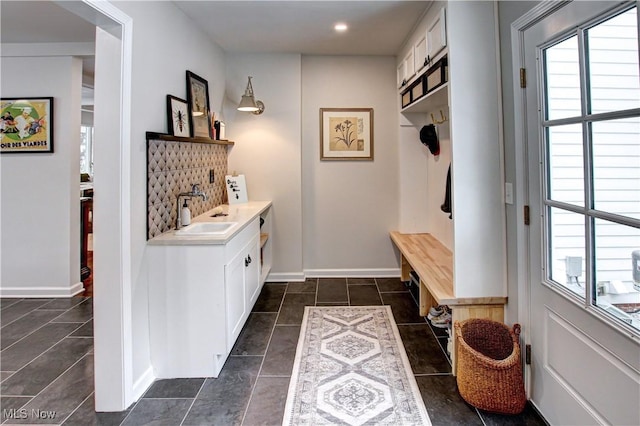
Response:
[548, 206, 586, 298]
[593, 218, 640, 332]
[592, 118, 640, 219]
[547, 124, 584, 206]
[544, 36, 581, 120]
[587, 8, 640, 114]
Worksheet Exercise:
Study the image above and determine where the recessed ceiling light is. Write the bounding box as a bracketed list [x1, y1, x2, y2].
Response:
[334, 23, 348, 32]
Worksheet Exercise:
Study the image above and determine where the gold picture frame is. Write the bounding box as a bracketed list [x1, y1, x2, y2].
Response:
[320, 108, 373, 161]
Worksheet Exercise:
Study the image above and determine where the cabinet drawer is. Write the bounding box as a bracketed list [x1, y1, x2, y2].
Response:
[225, 218, 260, 261]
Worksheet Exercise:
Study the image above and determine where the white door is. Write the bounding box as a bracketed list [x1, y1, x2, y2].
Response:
[524, 2, 640, 424]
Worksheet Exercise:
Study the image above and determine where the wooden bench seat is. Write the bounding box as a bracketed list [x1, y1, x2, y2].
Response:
[390, 231, 508, 374]
[390, 231, 454, 306]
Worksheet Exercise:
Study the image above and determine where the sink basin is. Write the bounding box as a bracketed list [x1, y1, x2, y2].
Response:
[175, 222, 237, 236]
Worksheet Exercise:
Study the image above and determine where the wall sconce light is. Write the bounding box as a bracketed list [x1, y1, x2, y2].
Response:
[237, 76, 265, 115]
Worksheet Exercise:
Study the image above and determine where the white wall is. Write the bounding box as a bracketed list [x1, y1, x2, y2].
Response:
[301, 56, 399, 275]
[225, 53, 304, 281]
[106, 0, 228, 400]
[447, 1, 506, 299]
[0, 56, 83, 297]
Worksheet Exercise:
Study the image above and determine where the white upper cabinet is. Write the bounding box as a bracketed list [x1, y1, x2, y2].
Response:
[398, 49, 417, 89]
[397, 62, 406, 88]
[414, 34, 428, 74]
[404, 49, 415, 81]
[427, 7, 447, 61]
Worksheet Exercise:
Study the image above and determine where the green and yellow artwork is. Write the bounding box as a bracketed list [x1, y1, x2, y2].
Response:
[0, 98, 53, 153]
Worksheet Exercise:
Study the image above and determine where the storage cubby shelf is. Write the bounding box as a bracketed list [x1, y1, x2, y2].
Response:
[401, 82, 449, 113]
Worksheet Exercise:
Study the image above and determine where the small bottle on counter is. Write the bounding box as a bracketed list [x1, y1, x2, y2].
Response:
[181, 200, 191, 226]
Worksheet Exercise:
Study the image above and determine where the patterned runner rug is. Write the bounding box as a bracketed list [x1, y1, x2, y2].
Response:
[282, 306, 431, 425]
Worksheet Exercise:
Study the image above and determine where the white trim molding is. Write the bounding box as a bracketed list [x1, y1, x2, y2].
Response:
[0, 282, 84, 298]
[266, 272, 306, 282]
[132, 366, 155, 403]
[509, 0, 572, 399]
[304, 269, 401, 278]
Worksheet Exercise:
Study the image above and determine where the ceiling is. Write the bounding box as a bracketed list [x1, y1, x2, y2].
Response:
[0, 1, 97, 43]
[173, 1, 430, 56]
[1, 1, 428, 55]
[1, 0, 429, 105]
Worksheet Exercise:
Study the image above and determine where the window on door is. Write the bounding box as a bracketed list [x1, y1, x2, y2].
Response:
[540, 4, 640, 333]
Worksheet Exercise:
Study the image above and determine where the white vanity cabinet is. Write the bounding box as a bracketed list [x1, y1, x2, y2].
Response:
[224, 232, 260, 352]
[147, 202, 271, 379]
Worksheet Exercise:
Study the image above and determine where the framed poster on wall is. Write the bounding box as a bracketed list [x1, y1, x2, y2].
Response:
[320, 108, 373, 161]
[0, 97, 54, 153]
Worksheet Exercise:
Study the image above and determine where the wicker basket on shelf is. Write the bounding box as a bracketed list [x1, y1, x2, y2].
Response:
[454, 318, 527, 415]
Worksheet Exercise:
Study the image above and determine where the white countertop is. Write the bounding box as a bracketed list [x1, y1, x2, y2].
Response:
[147, 201, 271, 245]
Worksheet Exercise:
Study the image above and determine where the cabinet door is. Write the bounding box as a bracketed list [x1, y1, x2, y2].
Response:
[414, 34, 427, 72]
[427, 8, 447, 59]
[404, 50, 415, 81]
[245, 236, 261, 308]
[225, 247, 246, 350]
[397, 62, 406, 88]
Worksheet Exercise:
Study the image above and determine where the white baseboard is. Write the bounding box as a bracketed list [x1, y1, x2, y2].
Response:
[132, 366, 155, 402]
[266, 272, 305, 282]
[0, 282, 85, 298]
[304, 268, 400, 278]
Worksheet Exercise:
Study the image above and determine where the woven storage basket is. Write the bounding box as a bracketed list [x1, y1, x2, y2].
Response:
[454, 318, 526, 415]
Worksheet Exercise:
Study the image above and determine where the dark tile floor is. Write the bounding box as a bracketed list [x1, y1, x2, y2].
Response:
[0, 278, 548, 425]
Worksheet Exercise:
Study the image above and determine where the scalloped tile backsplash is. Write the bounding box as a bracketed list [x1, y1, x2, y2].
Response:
[147, 139, 228, 239]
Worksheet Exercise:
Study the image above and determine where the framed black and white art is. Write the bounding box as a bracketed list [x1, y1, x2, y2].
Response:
[166, 95, 191, 138]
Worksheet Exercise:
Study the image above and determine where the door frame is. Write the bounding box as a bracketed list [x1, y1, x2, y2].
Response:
[509, 0, 572, 396]
[54, 0, 135, 411]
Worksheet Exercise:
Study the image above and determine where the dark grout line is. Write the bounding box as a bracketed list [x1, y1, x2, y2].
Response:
[62, 392, 94, 425]
[180, 381, 207, 426]
[229, 354, 264, 357]
[239, 281, 289, 426]
[0, 299, 24, 310]
[141, 397, 195, 400]
[0, 393, 37, 398]
[413, 373, 453, 377]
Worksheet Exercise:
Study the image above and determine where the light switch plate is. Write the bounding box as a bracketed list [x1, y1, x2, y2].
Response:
[505, 182, 513, 205]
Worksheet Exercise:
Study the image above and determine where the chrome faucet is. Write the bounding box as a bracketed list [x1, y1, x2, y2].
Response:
[176, 183, 208, 229]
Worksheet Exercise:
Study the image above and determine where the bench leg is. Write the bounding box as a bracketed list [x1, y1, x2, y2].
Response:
[400, 254, 411, 281]
[418, 279, 435, 317]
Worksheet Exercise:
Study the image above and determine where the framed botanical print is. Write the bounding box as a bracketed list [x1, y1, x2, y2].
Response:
[320, 108, 373, 160]
[0, 97, 54, 153]
[186, 70, 212, 138]
[166, 95, 191, 137]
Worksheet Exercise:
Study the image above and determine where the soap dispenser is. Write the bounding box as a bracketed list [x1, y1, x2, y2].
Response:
[181, 200, 191, 226]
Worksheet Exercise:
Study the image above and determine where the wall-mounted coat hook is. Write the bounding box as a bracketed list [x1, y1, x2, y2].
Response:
[431, 110, 448, 125]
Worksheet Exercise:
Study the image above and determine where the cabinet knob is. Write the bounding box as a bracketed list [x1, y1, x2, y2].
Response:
[245, 255, 252, 267]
